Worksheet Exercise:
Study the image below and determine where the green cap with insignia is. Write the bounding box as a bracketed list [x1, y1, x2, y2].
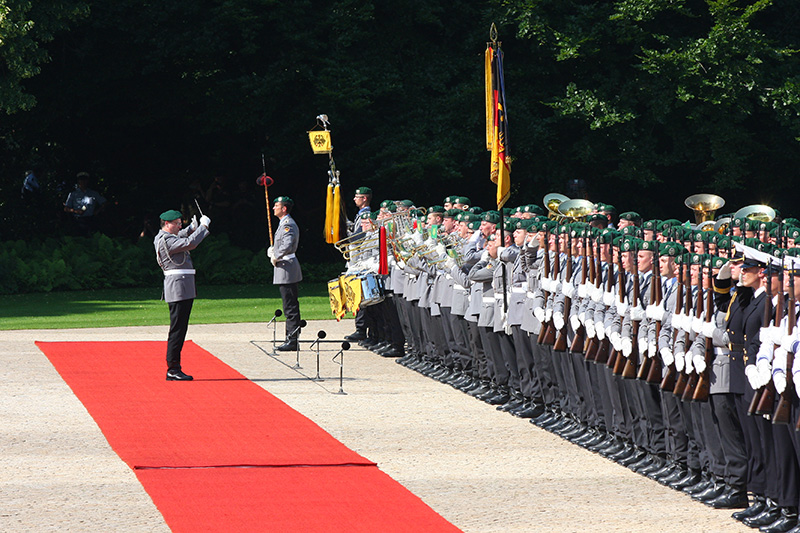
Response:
[443, 195, 455, 204]
[273, 196, 294, 207]
[482, 211, 501, 224]
[456, 196, 471, 206]
[588, 213, 608, 224]
[619, 211, 641, 223]
[642, 219, 661, 231]
[444, 208, 461, 218]
[399, 199, 414, 208]
[659, 242, 686, 257]
[711, 256, 729, 269]
[355, 186, 372, 196]
[503, 219, 517, 232]
[428, 205, 445, 215]
[385, 202, 397, 213]
[621, 225, 642, 237]
[160, 209, 182, 221]
[468, 206, 484, 215]
[640, 240, 658, 252]
[467, 219, 481, 231]
[380, 199, 394, 208]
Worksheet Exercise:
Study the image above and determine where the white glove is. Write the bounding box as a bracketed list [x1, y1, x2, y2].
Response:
[621, 337, 633, 357]
[577, 283, 588, 299]
[638, 339, 647, 357]
[645, 304, 657, 320]
[717, 261, 732, 280]
[267, 246, 275, 259]
[188, 215, 198, 231]
[661, 347, 674, 367]
[745, 365, 760, 390]
[444, 257, 456, 270]
[630, 305, 646, 322]
[591, 286, 603, 303]
[271, 257, 278, 267]
[693, 353, 707, 374]
[552, 280, 562, 293]
[540, 277, 551, 292]
[774, 371, 787, 395]
[616, 300, 629, 317]
[553, 312, 565, 331]
[794, 371, 800, 400]
[685, 351, 694, 374]
[578, 311, 587, 325]
[649, 342, 657, 359]
[610, 332, 622, 352]
[570, 314, 582, 332]
[702, 321, 717, 339]
[200, 215, 211, 228]
[533, 307, 545, 323]
[562, 281, 575, 299]
[781, 332, 799, 353]
[545, 308, 553, 323]
[692, 317, 705, 335]
[756, 340, 774, 364]
[675, 351, 685, 372]
[654, 303, 666, 322]
[586, 321, 597, 338]
[756, 358, 772, 388]
[759, 326, 773, 348]
[603, 291, 615, 306]
[595, 322, 605, 340]
[480, 250, 490, 263]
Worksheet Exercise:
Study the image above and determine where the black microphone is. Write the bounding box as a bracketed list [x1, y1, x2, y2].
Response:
[265, 309, 283, 326]
[310, 330, 327, 348]
[341, 341, 351, 351]
[287, 319, 308, 339]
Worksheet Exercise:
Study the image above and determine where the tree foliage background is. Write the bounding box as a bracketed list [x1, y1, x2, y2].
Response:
[2, 0, 800, 262]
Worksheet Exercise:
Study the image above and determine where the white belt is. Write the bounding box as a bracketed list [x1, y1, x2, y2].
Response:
[511, 287, 526, 294]
[164, 269, 196, 276]
[453, 284, 466, 291]
[277, 253, 296, 260]
[482, 297, 495, 303]
[494, 293, 504, 300]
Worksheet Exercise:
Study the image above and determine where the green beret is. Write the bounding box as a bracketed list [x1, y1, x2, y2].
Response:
[385, 203, 397, 213]
[744, 219, 761, 231]
[159, 209, 182, 221]
[640, 240, 658, 252]
[612, 235, 625, 248]
[711, 256, 729, 269]
[428, 205, 445, 215]
[597, 230, 618, 244]
[273, 196, 294, 207]
[380, 199, 394, 208]
[514, 219, 529, 231]
[588, 213, 608, 223]
[659, 242, 685, 257]
[503, 219, 516, 232]
[621, 237, 639, 252]
[731, 217, 745, 228]
[620, 211, 641, 222]
[783, 218, 800, 227]
[621, 226, 642, 237]
[366, 211, 378, 220]
[528, 221, 540, 233]
[502, 207, 514, 216]
[717, 235, 731, 249]
[482, 211, 501, 224]
[690, 253, 705, 266]
[355, 186, 372, 195]
[467, 219, 481, 231]
[528, 205, 546, 216]
[443, 208, 461, 218]
[599, 204, 617, 214]
[399, 199, 414, 208]
[642, 219, 661, 231]
[788, 228, 800, 240]
[409, 208, 424, 217]
[513, 205, 524, 214]
[443, 195, 455, 204]
[456, 196, 471, 206]
[468, 206, 484, 215]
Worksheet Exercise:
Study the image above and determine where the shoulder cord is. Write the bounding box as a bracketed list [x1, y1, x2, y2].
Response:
[155, 234, 187, 269]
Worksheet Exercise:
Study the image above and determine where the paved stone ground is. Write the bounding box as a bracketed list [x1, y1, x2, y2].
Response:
[2, 320, 750, 532]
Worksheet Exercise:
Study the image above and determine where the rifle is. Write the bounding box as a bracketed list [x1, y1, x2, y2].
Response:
[660, 254, 684, 393]
[610, 244, 627, 373]
[594, 240, 613, 365]
[692, 257, 715, 402]
[645, 242, 664, 383]
[554, 227, 572, 352]
[572, 230, 589, 354]
[672, 259, 693, 398]
[776, 262, 794, 425]
[621, 242, 640, 379]
[537, 225, 553, 344]
[749, 266, 776, 415]
[682, 259, 706, 401]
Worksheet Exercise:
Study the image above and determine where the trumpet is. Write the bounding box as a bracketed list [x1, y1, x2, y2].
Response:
[334, 231, 380, 261]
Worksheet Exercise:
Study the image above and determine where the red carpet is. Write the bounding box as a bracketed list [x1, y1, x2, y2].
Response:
[36, 341, 460, 532]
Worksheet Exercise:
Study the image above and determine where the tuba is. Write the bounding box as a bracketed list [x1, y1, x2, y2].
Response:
[734, 204, 776, 223]
[685, 194, 725, 226]
[557, 199, 595, 221]
[543, 193, 570, 221]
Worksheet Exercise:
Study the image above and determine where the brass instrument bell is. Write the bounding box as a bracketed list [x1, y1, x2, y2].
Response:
[734, 204, 776, 223]
[543, 193, 570, 220]
[557, 199, 595, 221]
[685, 194, 725, 225]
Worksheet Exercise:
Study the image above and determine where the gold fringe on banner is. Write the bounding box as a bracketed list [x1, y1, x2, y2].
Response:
[332, 183, 342, 242]
[485, 45, 495, 152]
[324, 183, 334, 243]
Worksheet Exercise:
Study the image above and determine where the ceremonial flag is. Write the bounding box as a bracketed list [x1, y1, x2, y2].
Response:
[486, 42, 511, 209]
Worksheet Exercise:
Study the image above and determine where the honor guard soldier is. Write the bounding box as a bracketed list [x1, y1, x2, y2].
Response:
[268, 196, 303, 351]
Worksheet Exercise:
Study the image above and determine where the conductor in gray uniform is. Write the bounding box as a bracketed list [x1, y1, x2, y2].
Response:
[268, 196, 303, 351]
[154, 209, 211, 381]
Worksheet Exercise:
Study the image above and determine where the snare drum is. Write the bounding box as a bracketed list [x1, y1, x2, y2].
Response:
[360, 273, 385, 308]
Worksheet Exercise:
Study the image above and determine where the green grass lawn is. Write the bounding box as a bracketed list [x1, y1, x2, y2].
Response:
[0, 283, 342, 330]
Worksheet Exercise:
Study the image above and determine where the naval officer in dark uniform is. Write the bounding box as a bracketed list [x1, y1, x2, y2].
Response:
[268, 196, 303, 351]
[154, 209, 211, 380]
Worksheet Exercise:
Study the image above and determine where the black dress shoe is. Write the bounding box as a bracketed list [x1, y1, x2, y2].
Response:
[628, 454, 654, 472]
[734, 499, 766, 521]
[682, 477, 712, 495]
[166, 369, 193, 381]
[658, 467, 688, 486]
[515, 405, 546, 419]
[745, 505, 783, 528]
[498, 398, 524, 412]
[380, 347, 404, 358]
[486, 392, 511, 405]
[344, 330, 367, 341]
[618, 449, 647, 468]
[276, 340, 298, 351]
[692, 482, 726, 502]
[647, 462, 676, 481]
[761, 516, 799, 533]
[707, 489, 748, 509]
[669, 471, 701, 491]
[636, 457, 665, 476]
